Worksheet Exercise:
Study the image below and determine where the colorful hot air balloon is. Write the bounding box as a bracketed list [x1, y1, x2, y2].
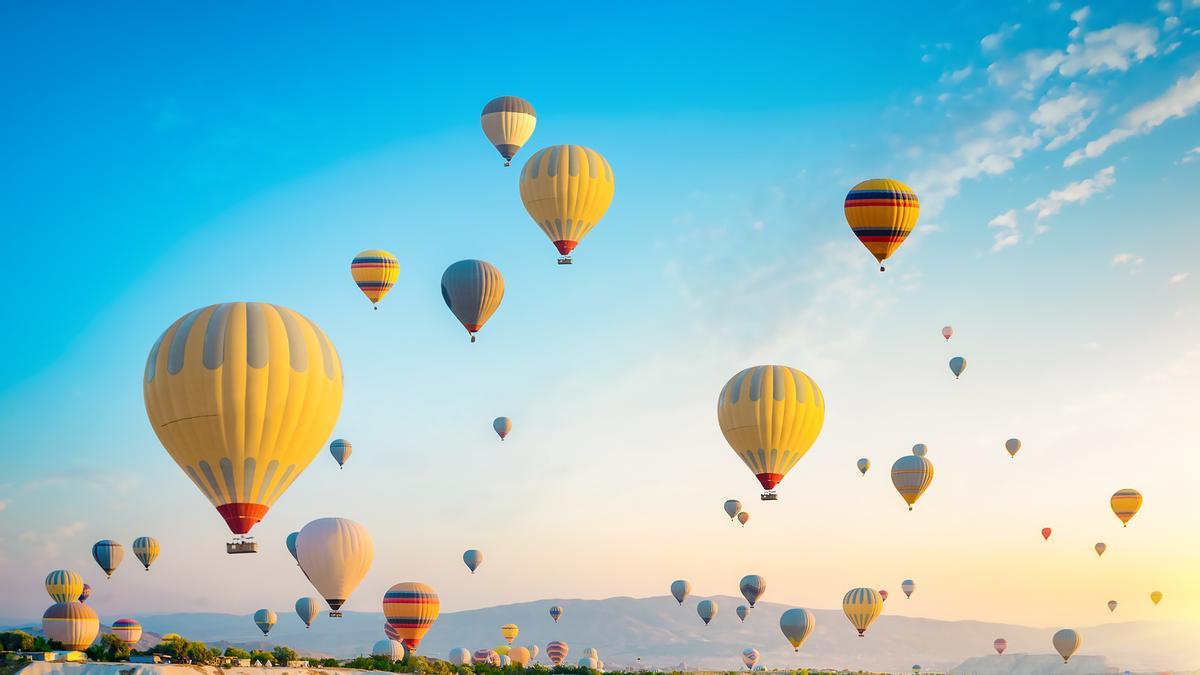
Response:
[857, 458, 870, 476]
[949, 356, 967, 379]
[144, 303, 343, 541]
[78, 584, 91, 603]
[493, 417, 512, 440]
[1150, 591, 1163, 605]
[879, 590, 888, 602]
[1110, 489, 1142, 526]
[549, 605, 564, 623]
[372, 639, 406, 662]
[697, 600, 717, 625]
[296, 597, 320, 628]
[384, 621, 402, 641]
[448, 647, 471, 666]
[329, 439, 352, 469]
[737, 511, 750, 526]
[911, 443, 928, 457]
[1095, 542, 1107, 557]
[473, 649, 500, 666]
[519, 145, 615, 264]
[1005, 438, 1021, 458]
[112, 618, 142, 647]
[578, 657, 599, 671]
[779, 608, 815, 652]
[1042, 527, 1052, 541]
[942, 326, 953, 341]
[741, 649, 759, 670]
[740, 575, 766, 607]
[463, 549, 483, 574]
[481, 96, 536, 167]
[842, 587, 883, 636]
[717, 365, 825, 498]
[508, 646, 532, 667]
[737, 605, 750, 623]
[901, 579, 915, 598]
[441, 260, 504, 342]
[671, 579, 691, 605]
[42, 602, 98, 651]
[286, 532, 300, 563]
[583, 649, 599, 661]
[45, 570, 84, 603]
[1052, 628, 1081, 663]
[297, 518, 374, 616]
[844, 178, 920, 271]
[891, 456, 934, 510]
[501, 623, 520, 645]
[1107, 600, 1118, 612]
[132, 536, 160, 571]
[350, 250, 400, 309]
[546, 641, 569, 666]
[724, 499, 742, 521]
[92, 540, 123, 578]
[383, 582, 440, 652]
[993, 638, 1007, 655]
[253, 609, 277, 635]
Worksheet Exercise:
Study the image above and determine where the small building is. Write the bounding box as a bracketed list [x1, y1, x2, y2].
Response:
[286, 661, 309, 668]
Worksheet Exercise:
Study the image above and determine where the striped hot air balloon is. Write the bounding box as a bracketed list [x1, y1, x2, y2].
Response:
[296, 597, 320, 628]
[670, 580, 690, 605]
[473, 649, 500, 666]
[481, 97, 536, 167]
[383, 582, 440, 652]
[779, 608, 815, 651]
[993, 638, 1007, 654]
[45, 570, 84, 603]
[901, 579, 916, 598]
[546, 641, 569, 666]
[741, 649, 759, 670]
[493, 417, 512, 440]
[891, 456, 934, 510]
[384, 621, 402, 641]
[350, 250, 400, 308]
[697, 599, 718, 625]
[1052, 628, 1081, 663]
[519, 145, 615, 264]
[112, 618, 142, 646]
[549, 605, 563, 622]
[78, 584, 91, 603]
[254, 609, 276, 635]
[42, 602, 98, 651]
[1110, 489, 1142, 526]
[329, 439, 352, 469]
[92, 540, 123, 578]
[133, 536, 160, 571]
[441, 260, 504, 342]
[842, 587, 883, 636]
[501, 623, 519, 645]
[463, 549, 483, 574]
[844, 178, 920, 271]
[740, 575, 766, 607]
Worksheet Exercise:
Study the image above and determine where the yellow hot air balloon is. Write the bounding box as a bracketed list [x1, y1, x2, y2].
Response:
[1052, 628, 1081, 663]
[1150, 591, 1163, 605]
[45, 570, 84, 603]
[717, 366, 825, 500]
[351, 250, 400, 309]
[519, 145, 615, 264]
[383, 582, 440, 652]
[891, 455, 934, 510]
[42, 602, 99, 651]
[500, 623, 519, 645]
[1110, 489, 1142, 526]
[842, 587, 883, 636]
[844, 178, 920, 271]
[481, 97, 536, 167]
[144, 303, 343, 546]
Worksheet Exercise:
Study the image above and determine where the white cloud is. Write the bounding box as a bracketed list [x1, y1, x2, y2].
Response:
[1070, 6, 1091, 39]
[1049, 0, 1062, 10]
[1031, 90, 1098, 149]
[1165, 16, 1180, 30]
[1158, 0, 1174, 13]
[1028, 165, 1116, 220]
[1169, 271, 1190, 284]
[982, 23, 1021, 51]
[1182, 146, 1200, 163]
[1066, 70, 1200, 166]
[988, 209, 1021, 251]
[941, 65, 974, 84]
[908, 118, 1039, 217]
[937, 92, 952, 103]
[987, 49, 1065, 92]
[1059, 24, 1159, 76]
[913, 95, 925, 105]
[1112, 252, 1145, 267]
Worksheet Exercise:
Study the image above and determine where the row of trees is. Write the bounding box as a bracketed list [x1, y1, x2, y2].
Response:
[0, 629, 338, 668]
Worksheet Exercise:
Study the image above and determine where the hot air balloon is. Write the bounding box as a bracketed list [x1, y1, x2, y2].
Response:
[132, 536, 160, 571]
[329, 439, 352, 469]
[473, 649, 500, 666]
[1150, 591, 1162, 605]
[350, 250, 400, 309]
[286, 532, 300, 563]
[1095, 542, 1107, 557]
[254, 609, 277, 635]
[578, 657, 599, 671]
[448, 648, 471, 666]
[1005, 438, 1021, 458]
[844, 178, 920, 271]
[724, 499, 742, 521]
[740, 575, 766, 607]
[671, 580, 691, 605]
[583, 648, 599, 660]
[879, 590, 888, 602]
[78, 584, 91, 603]
[112, 618, 142, 647]
[441, 260, 504, 342]
[519, 145, 615, 264]
[296, 597, 320, 628]
[842, 587, 883, 636]
[912, 443, 928, 457]
[857, 458, 870, 476]
[383, 582, 440, 652]
[942, 326, 953, 341]
[501, 623, 519, 645]
[913, 666, 921, 673]
[717, 365, 825, 499]
[550, 605, 563, 622]
[45, 570, 84, 603]
[144, 303, 343, 547]
[509, 646, 532, 667]
[92, 540, 123, 578]
[493, 417, 512, 440]
[741, 649, 759, 670]
[42, 602, 98, 651]
[779, 608, 815, 652]
[737, 605, 750, 623]
[463, 549, 483, 574]
[546, 641, 569, 666]
[737, 511, 750, 526]
[297, 517, 374, 617]
[1042, 528, 1052, 541]
[1052, 628, 1081, 663]
[1110, 489, 1142, 526]
[697, 600, 718, 625]
[1108, 600, 1117, 612]
[949, 356, 967, 379]
[384, 622, 402, 641]
[372, 639, 406, 662]
[481, 96, 536, 167]
[901, 579, 915, 598]
[993, 638, 1007, 655]
[891, 456, 934, 510]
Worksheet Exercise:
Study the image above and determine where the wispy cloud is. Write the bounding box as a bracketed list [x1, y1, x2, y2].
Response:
[1181, 146, 1200, 163]
[1065, 69, 1200, 166]
[940, 65, 974, 84]
[988, 210, 1021, 251]
[1028, 165, 1116, 221]
[1169, 271, 1190, 285]
[1031, 90, 1098, 149]
[981, 23, 1021, 52]
[1059, 24, 1159, 76]
[1112, 252, 1146, 273]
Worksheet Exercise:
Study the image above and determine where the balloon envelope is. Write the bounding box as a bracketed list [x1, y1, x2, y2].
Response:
[779, 607, 816, 651]
[441, 260, 504, 342]
[546, 641, 569, 665]
[741, 649, 759, 669]
[1150, 591, 1163, 605]
[473, 649, 500, 666]
[671, 579, 691, 605]
[737, 604, 750, 622]
[45, 570, 84, 603]
[383, 582, 440, 651]
[857, 458, 870, 475]
[844, 178, 920, 270]
[329, 439, 352, 468]
[350, 250, 400, 307]
[92, 540, 123, 578]
[724, 499, 742, 520]
[697, 599, 718, 625]
[501, 623, 519, 644]
[1052, 628, 1081, 663]
[842, 587, 883, 636]
[78, 584, 91, 603]
[1110, 489, 1143, 526]
[993, 638, 1007, 655]
[297, 518, 374, 613]
[132, 536, 160, 571]
[463, 549, 483, 574]
[493, 417, 512, 440]
[901, 579, 915, 598]
[1042, 527, 1052, 541]
[519, 145, 615, 259]
[1095, 542, 1106, 556]
[737, 511, 750, 525]
[1108, 600, 1118, 612]
[891, 456, 934, 510]
[549, 605, 563, 622]
[481, 96, 536, 166]
[448, 647, 471, 666]
[1005, 438, 1021, 457]
[949, 356, 967, 378]
[508, 646, 531, 667]
[286, 532, 300, 563]
[296, 597, 320, 628]
[942, 326, 953, 340]
[911, 443, 928, 457]
[740, 575, 766, 607]
[372, 639, 406, 661]
[42, 602, 98, 651]
[112, 618, 142, 647]
[253, 609, 276, 635]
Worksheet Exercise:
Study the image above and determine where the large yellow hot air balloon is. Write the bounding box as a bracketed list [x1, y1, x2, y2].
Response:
[481, 97, 536, 167]
[143, 303, 343, 544]
[717, 366, 825, 499]
[297, 518, 374, 617]
[441, 260, 504, 342]
[1110, 489, 1142, 526]
[383, 582, 440, 652]
[42, 602, 99, 651]
[519, 145, 615, 264]
[45, 570, 84, 603]
[844, 178, 920, 271]
[351, 250, 400, 309]
[891, 455, 934, 510]
[500, 624, 519, 645]
[842, 587, 883, 636]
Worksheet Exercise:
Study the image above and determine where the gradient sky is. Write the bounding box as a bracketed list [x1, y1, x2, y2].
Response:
[2, 1, 1199, 634]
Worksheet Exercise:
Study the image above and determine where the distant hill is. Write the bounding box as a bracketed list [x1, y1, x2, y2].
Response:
[6, 596, 1197, 673]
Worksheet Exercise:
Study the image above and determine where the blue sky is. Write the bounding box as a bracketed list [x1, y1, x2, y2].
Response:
[2, 1, 1199, 631]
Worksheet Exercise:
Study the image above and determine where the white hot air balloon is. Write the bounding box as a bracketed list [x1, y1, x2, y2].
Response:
[296, 517, 374, 617]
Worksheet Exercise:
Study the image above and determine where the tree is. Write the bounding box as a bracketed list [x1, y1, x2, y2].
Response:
[249, 650, 274, 665]
[272, 646, 298, 664]
[0, 631, 35, 652]
[224, 647, 251, 660]
[86, 634, 131, 662]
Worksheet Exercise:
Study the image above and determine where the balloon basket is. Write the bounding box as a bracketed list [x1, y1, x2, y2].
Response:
[328, 611, 342, 618]
[760, 491, 778, 501]
[557, 257, 573, 265]
[226, 538, 258, 554]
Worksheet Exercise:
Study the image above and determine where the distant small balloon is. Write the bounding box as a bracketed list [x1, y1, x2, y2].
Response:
[78, 583, 91, 603]
[112, 618, 142, 647]
[993, 638, 1007, 655]
[942, 326, 953, 341]
[911, 443, 928, 457]
[737, 604, 750, 622]
[879, 590, 888, 602]
[724, 499, 742, 520]
[857, 458, 870, 476]
[45, 570, 84, 603]
[132, 536, 160, 571]
[697, 599, 718, 625]
[286, 532, 300, 564]
[463, 549, 483, 574]
[1095, 542, 1106, 557]
[254, 609, 277, 635]
[493, 417, 512, 440]
[295, 597, 320, 628]
[500, 623, 519, 645]
[737, 511, 750, 526]
[741, 648, 759, 670]
[671, 579, 691, 605]
[1107, 600, 1117, 612]
[1052, 628, 1081, 663]
[1042, 527, 1052, 541]
[550, 605, 564, 623]
[901, 579, 915, 599]
[1150, 591, 1163, 605]
[1110, 489, 1143, 526]
[448, 647, 471, 666]
[546, 641, 569, 666]
[1005, 438, 1021, 458]
[329, 439, 352, 468]
[949, 356, 967, 379]
[740, 574, 766, 607]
